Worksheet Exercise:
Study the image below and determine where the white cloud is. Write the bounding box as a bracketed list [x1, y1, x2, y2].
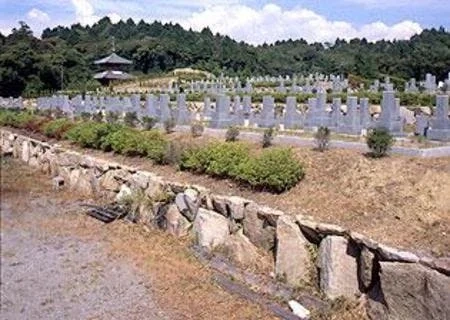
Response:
[24, 0, 422, 44]
[345, 0, 442, 8]
[182, 4, 422, 44]
[27, 8, 50, 23]
[71, 0, 100, 25]
[107, 12, 121, 24]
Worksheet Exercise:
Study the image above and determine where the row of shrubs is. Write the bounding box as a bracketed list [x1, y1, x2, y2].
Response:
[0, 108, 304, 193]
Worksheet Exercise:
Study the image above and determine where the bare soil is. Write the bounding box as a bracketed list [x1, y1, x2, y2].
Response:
[6, 127, 450, 256]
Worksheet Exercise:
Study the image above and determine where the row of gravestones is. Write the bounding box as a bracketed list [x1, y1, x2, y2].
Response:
[34, 92, 450, 141]
[0, 97, 24, 109]
[374, 72, 450, 94]
[185, 74, 349, 95]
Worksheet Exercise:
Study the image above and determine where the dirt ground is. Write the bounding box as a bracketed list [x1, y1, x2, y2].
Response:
[5, 127, 450, 256]
[0, 159, 278, 320]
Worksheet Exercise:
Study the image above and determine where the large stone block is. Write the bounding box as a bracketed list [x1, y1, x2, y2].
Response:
[275, 216, 312, 286]
[193, 208, 229, 250]
[318, 236, 359, 300]
[222, 231, 260, 267]
[164, 204, 191, 237]
[243, 203, 276, 251]
[21, 140, 30, 163]
[369, 262, 450, 320]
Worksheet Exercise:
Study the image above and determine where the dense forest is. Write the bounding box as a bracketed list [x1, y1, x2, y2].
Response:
[1, 17, 450, 97]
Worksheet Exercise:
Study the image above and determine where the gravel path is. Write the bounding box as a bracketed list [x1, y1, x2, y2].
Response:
[0, 204, 168, 320]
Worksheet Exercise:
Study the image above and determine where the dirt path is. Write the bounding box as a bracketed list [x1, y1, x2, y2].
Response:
[1, 214, 167, 319]
[0, 159, 274, 320]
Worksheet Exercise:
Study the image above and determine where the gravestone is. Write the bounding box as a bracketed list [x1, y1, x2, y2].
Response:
[175, 94, 190, 125]
[283, 97, 303, 129]
[415, 115, 429, 136]
[144, 94, 160, 119]
[159, 94, 172, 122]
[258, 96, 276, 128]
[330, 98, 342, 130]
[305, 92, 330, 128]
[376, 91, 403, 136]
[427, 95, 450, 141]
[232, 95, 245, 126]
[203, 96, 214, 119]
[360, 98, 371, 129]
[209, 95, 232, 129]
[338, 97, 360, 135]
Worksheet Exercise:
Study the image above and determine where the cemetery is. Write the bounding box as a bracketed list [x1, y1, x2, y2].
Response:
[1, 79, 449, 148]
[1, 14, 449, 320]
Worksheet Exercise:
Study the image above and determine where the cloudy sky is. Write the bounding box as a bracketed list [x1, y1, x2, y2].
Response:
[0, 0, 449, 44]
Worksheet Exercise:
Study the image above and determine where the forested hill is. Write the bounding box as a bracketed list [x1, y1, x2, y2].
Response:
[1, 17, 450, 97]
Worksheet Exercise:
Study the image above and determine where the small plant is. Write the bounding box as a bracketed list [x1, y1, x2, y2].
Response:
[314, 126, 330, 152]
[105, 111, 119, 124]
[366, 127, 394, 158]
[160, 140, 186, 166]
[142, 116, 158, 130]
[92, 112, 103, 123]
[124, 111, 139, 127]
[163, 117, 176, 134]
[262, 127, 275, 148]
[80, 112, 91, 121]
[190, 121, 204, 137]
[225, 126, 240, 142]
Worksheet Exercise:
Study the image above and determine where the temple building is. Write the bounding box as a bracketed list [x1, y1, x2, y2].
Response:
[93, 52, 134, 85]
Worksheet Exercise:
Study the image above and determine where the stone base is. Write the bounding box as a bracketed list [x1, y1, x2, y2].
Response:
[209, 118, 233, 129]
[427, 129, 450, 141]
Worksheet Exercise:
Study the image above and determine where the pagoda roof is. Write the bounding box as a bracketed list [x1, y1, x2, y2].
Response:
[94, 70, 134, 80]
[94, 53, 132, 65]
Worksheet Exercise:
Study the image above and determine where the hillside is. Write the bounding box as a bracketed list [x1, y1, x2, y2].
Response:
[0, 18, 450, 97]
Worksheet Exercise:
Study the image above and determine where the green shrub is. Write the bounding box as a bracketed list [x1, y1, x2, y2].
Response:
[43, 118, 74, 139]
[262, 127, 276, 148]
[0, 110, 20, 127]
[238, 148, 304, 193]
[179, 146, 211, 173]
[225, 126, 240, 142]
[180, 142, 249, 178]
[190, 121, 204, 137]
[205, 143, 249, 178]
[140, 130, 168, 162]
[0, 110, 48, 132]
[65, 122, 116, 149]
[314, 126, 330, 152]
[101, 127, 142, 155]
[142, 116, 158, 130]
[366, 127, 394, 158]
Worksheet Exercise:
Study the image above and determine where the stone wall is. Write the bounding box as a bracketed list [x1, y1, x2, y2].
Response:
[1, 129, 449, 320]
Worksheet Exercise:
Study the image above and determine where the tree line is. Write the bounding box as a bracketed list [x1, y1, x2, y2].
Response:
[1, 17, 449, 97]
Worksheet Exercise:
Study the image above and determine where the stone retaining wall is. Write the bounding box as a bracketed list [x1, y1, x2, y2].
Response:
[1, 129, 449, 320]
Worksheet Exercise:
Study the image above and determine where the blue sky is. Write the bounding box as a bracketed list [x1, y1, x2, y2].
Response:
[0, 0, 449, 44]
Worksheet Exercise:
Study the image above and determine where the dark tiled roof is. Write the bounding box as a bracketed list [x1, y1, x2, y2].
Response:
[94, 53, 132, 65]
